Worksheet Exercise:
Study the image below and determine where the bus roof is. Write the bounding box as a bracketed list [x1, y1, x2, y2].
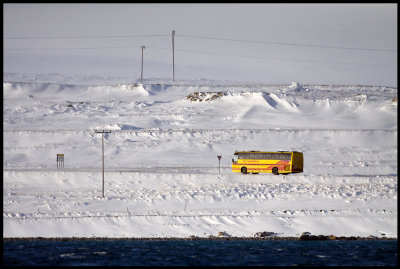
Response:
[234, 151, 300, 154]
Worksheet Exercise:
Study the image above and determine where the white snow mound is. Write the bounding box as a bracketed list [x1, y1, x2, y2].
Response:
[87, 84, 149, 96]
[288, 81, 308, 92]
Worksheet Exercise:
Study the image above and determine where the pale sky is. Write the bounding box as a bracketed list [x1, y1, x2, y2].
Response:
[3, 3, 397, 86]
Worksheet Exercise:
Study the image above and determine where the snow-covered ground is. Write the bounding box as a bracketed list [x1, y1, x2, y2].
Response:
[3, 74, 397, 238]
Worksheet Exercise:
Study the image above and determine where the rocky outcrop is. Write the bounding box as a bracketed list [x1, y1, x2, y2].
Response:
[186, 92, 224, 102]
[254, 231, 276, 238]
[299, 232, 358, 241]
[218, 231, 230, 237]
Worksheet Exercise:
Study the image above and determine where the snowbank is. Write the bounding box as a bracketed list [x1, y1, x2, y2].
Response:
[87, 83, 149, 97]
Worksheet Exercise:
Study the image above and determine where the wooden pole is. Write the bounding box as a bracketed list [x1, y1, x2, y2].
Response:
[141, 46, 145, 84]
[172, 30, 175, 82]
[102, 132, 104, 198]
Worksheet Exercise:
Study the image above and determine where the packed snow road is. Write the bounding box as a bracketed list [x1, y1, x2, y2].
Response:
[3, 128, 397, 176]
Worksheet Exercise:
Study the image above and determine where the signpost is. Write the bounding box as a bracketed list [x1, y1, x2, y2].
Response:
[95, 130, 112, 198]
[217, 155, 222, 174]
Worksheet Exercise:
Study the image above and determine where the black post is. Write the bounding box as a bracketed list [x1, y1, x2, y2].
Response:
[217, 155, 222, 174]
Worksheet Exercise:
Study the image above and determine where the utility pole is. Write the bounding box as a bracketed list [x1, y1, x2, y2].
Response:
[95, 129, 112, 198]
[172, 30, 175, 82]
[140, 46, 145, 84]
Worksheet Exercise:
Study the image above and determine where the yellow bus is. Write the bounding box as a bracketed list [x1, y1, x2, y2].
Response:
[232, 151, 303, 175]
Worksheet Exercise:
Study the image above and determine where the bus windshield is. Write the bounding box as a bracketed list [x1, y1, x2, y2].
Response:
[233, 154, 238, 162]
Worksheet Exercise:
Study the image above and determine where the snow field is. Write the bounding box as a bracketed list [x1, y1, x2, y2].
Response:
[3, 75, 397, 238]
[3, 171, 397, 238]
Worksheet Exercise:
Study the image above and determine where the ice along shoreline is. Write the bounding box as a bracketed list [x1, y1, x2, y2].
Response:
[4, 236, 397, 242]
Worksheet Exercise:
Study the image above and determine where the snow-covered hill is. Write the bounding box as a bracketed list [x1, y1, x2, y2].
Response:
[3, 73, 397, 238]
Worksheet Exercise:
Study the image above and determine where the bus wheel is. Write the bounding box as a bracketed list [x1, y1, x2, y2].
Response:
[241, 167, 247, 174]
[272, 167, 279, 175]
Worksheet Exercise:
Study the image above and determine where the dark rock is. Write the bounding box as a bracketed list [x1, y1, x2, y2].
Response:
[299, 233, 329, 241]
[328, 235, 336, 240]
[186, 92, 225, 102]
[254, 231, 276, 237]
[218, 231, 230, 237]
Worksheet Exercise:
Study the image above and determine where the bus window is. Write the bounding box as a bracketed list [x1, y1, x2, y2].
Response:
[238, 153, 246, 159]
[271, 153, 279, 160]
[264, 153, 272, 159]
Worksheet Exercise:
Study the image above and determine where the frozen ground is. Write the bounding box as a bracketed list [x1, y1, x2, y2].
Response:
[3, 74, 397, 238]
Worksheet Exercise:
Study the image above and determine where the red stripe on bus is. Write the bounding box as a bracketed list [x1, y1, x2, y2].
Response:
[234, 161, 290, 165]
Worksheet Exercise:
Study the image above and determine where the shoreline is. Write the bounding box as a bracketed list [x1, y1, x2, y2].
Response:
[4, 236, 397, 242]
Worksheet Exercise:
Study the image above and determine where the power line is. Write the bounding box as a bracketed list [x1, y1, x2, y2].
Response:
[4, 34, 169, 39]
[5, 33, 396, 53]
[147, 46, 395, 67]
[4, 46, 140, 51]
[4, 42, 394, 68]
[4, 45, 394, 67]
[178, 34, 396, 53]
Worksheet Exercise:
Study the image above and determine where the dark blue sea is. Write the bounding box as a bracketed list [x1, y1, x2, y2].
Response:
[3, 240, 398, 266]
